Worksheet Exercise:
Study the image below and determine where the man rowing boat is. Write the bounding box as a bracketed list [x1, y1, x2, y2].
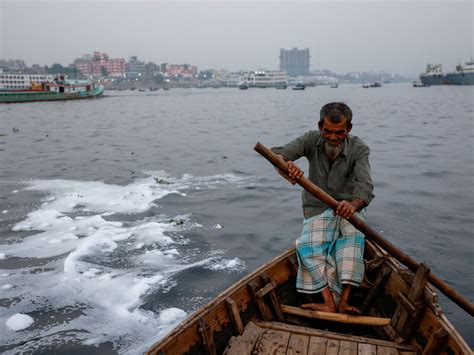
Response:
[271, 102, 374, 314]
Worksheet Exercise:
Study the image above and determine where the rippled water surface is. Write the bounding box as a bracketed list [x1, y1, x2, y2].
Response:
[1, 85, 473, 353]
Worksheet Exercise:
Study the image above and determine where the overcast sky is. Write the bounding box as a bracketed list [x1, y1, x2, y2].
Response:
[1, 0, 472, 76]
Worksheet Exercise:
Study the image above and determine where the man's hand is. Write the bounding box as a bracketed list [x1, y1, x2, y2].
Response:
[286, 161, 304, 183]
[274, 155, 304, 185]
[335, 199, 365, 219]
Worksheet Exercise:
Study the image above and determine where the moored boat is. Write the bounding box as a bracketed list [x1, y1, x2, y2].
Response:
[147, 239, 471, 354]
[0, 74, 104, 103]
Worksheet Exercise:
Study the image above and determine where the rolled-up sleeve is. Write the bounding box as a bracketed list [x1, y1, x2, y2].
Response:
[352, 145, 375, 206]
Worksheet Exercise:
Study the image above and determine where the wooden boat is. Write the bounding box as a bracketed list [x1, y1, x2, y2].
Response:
[147, 143, 472, 355]
[147, 238, 471, 354]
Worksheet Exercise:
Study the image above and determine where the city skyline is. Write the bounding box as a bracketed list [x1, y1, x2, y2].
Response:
[1, 1, 472, 76]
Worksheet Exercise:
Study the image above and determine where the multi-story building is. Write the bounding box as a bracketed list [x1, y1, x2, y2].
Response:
[127, 56, 146, 78]
[107, 58, 126, 77]
[161, 64, 198, 79]
[279, 48, 310, 76]
[74, 52, 126, 77]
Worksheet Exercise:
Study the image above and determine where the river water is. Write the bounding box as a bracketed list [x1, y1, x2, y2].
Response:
[0, 84, 473, 353]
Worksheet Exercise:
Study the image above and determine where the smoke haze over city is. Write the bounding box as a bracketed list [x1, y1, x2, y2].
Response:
[1, 0, 473, 76]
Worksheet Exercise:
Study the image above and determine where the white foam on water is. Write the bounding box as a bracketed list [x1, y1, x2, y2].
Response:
[0, 172, 248, 353]
[5, 313, 35, 331]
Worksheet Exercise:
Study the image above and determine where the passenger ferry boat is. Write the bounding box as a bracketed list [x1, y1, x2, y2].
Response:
[242, 70, 288, 88]
[0, 73, 104, 103]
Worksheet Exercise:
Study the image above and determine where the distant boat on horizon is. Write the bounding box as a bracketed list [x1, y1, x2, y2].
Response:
[413, 81, 430, 88]
[292, 83, 305, 90]
[362, 82, 382, 88]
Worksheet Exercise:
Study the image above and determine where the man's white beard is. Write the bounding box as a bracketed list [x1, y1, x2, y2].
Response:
[324, 142, 343, 161]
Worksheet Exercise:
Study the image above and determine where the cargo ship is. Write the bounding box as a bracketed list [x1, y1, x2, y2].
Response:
[419, 60, 474, 86]
[446, 60, 474, 85]
[0, 74, 104, 103]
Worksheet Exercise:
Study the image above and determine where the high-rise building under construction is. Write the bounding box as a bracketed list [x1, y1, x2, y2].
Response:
[279, 48, 310, 76]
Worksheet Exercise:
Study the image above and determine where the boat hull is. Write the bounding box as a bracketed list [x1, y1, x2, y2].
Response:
[0, 86, 104, 103]
[419, 74, 451, 85]
[446, 72, 474, 85]
[147, 240, 471, 355]
[420, 72, 474, 86]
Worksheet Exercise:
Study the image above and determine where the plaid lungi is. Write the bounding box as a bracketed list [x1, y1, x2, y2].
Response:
[295, 208, 366, 297]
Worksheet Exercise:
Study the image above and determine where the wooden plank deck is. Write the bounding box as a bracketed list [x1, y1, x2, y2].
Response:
[224, 321, 417, 355]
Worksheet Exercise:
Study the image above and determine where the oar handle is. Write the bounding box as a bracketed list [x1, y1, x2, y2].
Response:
[254, 142, 474, 316]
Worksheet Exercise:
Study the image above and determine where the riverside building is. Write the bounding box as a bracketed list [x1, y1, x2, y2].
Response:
[279, 48, 310, 76]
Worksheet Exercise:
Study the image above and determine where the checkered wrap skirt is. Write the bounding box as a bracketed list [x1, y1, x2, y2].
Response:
[295, 208, 366, 297]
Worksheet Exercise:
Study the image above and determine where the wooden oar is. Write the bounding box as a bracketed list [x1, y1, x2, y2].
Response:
[280, 305, 391, 326]
[254, 142, 474, 317]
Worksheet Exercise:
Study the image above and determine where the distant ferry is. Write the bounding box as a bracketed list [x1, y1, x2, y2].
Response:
[419, 60, 474, 85]
[0, 73, 104, 103]
[242, 70, 288, 88]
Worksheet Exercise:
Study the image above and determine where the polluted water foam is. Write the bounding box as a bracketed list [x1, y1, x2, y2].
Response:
[0, 172, 247, 354]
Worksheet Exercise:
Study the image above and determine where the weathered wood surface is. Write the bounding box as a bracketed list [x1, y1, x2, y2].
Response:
[360, 266, 391, 313]
[308, 336, 328, 354]
[226, 321, 420, 355]
[422, 327, 449, 355]
[255, 321, 415, 351]
[357, 343, 376, 355]
[254, 329, 290, 354]
[226, 297, 244, 335]
[339, 340, 358, 355]
[325, 339, 340, 355]
[392, 263, 430, 338]
[287, 333, 309, 355]
[223, 322, 262, 355]
[281, 305, 391, 326]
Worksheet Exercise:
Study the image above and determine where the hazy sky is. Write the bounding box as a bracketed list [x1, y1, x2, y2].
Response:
[1, 0, 472, 76]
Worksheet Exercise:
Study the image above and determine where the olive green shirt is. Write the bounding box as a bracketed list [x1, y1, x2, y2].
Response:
[272, 130, 374, 219]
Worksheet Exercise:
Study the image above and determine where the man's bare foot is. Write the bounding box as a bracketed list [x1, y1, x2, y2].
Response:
[300, 303, 337, 312]
[338, 303, 361, 315]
